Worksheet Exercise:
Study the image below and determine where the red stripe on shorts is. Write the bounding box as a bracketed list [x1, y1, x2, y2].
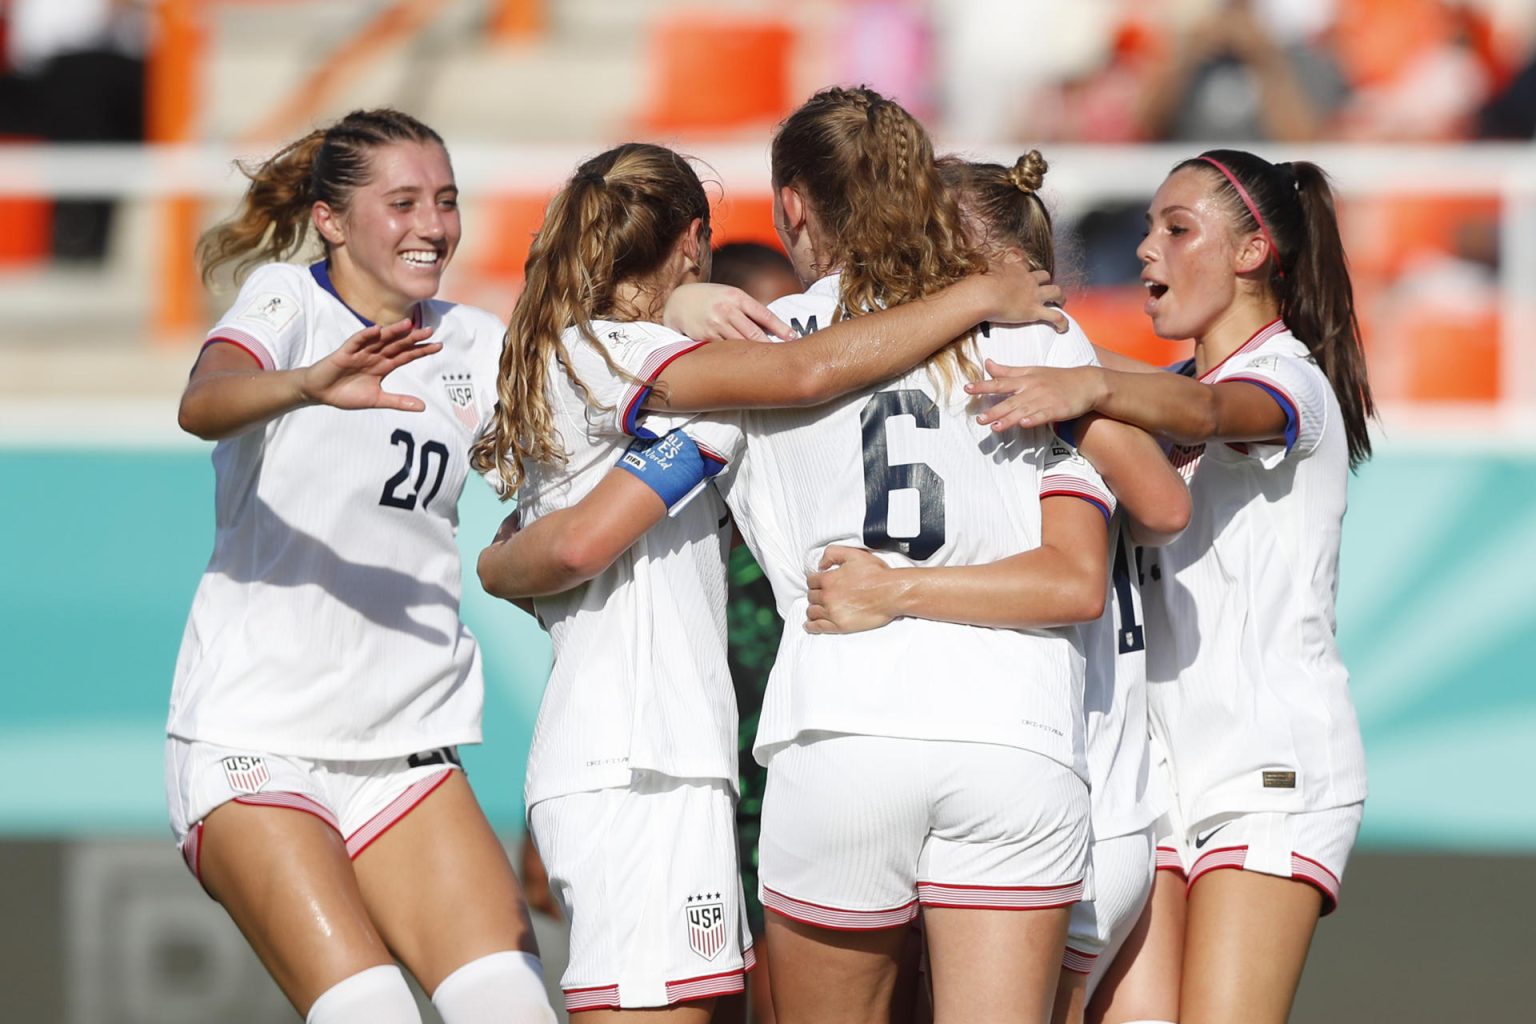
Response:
[345, 767, 453, 859]
[761, 886, 919, 931]
[917, 879, 1085, 910]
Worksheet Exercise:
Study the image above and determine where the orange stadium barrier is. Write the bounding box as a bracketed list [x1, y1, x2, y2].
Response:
[641, 16, 796, 134]
[0, 137, 51, 266]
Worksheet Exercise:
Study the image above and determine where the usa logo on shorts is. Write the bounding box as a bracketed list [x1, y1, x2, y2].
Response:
[221, 756, 270, 795]
[443, 374, 480, 432]
[685, 893, 726, 961]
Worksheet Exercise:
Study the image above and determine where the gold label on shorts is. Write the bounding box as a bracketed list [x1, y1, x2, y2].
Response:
[1262, 771, 1297, 789]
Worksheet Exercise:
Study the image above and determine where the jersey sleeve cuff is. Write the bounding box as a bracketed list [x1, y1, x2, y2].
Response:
[1224, 376, 1300, 452]
[1041, 478, 1115, 524]
[618, 339, 710, 438]
[203, 329, 276, 371]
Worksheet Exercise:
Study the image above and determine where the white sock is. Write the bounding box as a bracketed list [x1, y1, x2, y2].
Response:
[305, 965, 421, 1024]
[431, 950, 557, 1024]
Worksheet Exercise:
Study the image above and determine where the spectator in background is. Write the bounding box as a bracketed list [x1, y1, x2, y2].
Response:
[0, 0, 147, 261]
[1136, 0, 1349, 143]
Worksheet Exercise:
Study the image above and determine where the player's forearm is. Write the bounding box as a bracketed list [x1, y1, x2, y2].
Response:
[887, 548, 1106, 629]
[654, 275, 995, 412]
[478, 509, 603, 598]
[1093, 369, 1221, 446]
[177, 369, 313, 440]
[1075, 416, 1190, 543]
[774, 275, 999, 404]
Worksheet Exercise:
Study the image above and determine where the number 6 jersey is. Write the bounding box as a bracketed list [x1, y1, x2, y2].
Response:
[678, 274, 1113, 779]
[167, 262, 504, 759]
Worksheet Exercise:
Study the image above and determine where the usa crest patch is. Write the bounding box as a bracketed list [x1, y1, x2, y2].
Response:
[443, 373, 480, 432]
[685, 893, 727, 961]
[221, 755, 270, 795]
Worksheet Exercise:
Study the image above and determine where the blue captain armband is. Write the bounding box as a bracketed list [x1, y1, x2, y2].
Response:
[617, 428, 725, 511]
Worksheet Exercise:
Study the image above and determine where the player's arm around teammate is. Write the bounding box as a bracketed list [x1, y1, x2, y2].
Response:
[169, 111, 553, 1024]
[477, 248, 1062, 601]
[972, 151, 1375, 1024]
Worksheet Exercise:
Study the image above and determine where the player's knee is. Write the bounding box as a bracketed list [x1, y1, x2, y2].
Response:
[431, 950, 557, 1024]
[305, 965, 421, 1024]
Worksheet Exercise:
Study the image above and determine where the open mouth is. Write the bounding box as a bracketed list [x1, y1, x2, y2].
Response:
[1143, 280, 1168, 301]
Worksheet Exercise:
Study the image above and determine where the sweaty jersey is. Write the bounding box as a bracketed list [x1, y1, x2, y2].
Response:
[168, 261, 504, 759]
[1079, 516, 1161, 839]
[1141, 319, 1367, 823]
[520, 320, 736, 808]
[680, 275, 1112, 778]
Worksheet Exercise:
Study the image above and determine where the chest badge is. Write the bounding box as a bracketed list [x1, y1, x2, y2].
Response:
[443, 373, 481, 432]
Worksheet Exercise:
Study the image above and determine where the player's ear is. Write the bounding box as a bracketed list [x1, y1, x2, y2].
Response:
[1233, 230, 1270, 276]
[312, 201, 345, 247]
[777, 185, 807, 235]
[682, 217, 704, 267]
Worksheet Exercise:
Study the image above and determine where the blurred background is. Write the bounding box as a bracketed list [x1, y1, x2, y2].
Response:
[0, 0, 1532, 1020]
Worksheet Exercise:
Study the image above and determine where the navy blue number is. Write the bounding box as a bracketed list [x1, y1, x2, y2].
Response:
[1112, 533, 1145, 654]
[861, 390, 945, 561]
[380, 429, 449, 511]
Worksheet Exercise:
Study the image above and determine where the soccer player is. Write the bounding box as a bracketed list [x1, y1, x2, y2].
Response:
[807, 149, 1191, 1024]
[470, 141, 1065, 1021]
[971, 150, 1374, 1024]
[167, 110, 557, 1023]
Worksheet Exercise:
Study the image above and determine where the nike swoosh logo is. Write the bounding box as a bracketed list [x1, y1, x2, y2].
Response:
[1194, 823, 1230, 850]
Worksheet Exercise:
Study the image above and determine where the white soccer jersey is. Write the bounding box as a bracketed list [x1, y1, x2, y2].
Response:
[679, 276, 1112, 779]
[1078, 516, 1161, 840]
[168, 261, 504, 759]
[1141, 319, 1367, 824]
[520, 320, 737, 809]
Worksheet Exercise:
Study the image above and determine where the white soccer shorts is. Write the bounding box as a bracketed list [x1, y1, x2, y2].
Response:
[528, 773, 753, 1013]
[759, 732, 1090, 929]
[165, 736, 461, 882]
[1063, 827, 1155, 979]
[1157, 802, 1364, 914]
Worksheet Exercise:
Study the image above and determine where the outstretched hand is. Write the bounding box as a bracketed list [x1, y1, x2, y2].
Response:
[966, 360, 1107, 432]
[662, 283, 795, 342]
[979, 251, 1068, 334]
[805, 545, 905, 635]
[300, 319, 442, 411]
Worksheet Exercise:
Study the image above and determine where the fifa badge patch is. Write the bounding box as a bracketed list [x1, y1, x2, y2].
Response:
[685, 892, 727, 961]
[221, 755, 270, 795]
[443, 373, 480, 432]
[237, 293, 298, 331]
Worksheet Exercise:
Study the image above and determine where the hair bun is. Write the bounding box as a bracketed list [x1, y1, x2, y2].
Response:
[1008, 150, 1048, 195]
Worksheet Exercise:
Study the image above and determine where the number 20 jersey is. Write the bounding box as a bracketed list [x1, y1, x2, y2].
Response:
[687, 275, 1112, 779]
[167, 262, 504, 760]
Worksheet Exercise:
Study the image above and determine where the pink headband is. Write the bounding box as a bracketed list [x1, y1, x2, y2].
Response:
[1199, 155, 1285, 279]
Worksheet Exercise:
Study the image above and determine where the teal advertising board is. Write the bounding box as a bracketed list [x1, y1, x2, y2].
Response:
[1, 444, 1532, 849]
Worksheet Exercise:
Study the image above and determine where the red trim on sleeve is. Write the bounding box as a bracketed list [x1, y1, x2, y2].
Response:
[203, 336, 267, 370]
[620, 339, 709, 435]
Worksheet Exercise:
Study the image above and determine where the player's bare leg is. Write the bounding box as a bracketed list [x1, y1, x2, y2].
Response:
[352, 771, 540, 993]
[1179, 870, 1321, 1024]
[765, 913, 907, 1024]
[1087, 872, 1184, 1024]
[923, 905, 1069, 1024]
[1051, 967, 1088, 1024]
[198, 800, 394, 1016]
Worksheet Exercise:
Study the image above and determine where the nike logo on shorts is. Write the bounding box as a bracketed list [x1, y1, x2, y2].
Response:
[1194, 823, 1230, 849]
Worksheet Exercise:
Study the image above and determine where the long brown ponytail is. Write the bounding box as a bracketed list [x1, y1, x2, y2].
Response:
[772, 86, 986, 395]
[468, 143, 710, 494]
[198, 108, 446, 284]
[1178, 149, 1376, 467]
